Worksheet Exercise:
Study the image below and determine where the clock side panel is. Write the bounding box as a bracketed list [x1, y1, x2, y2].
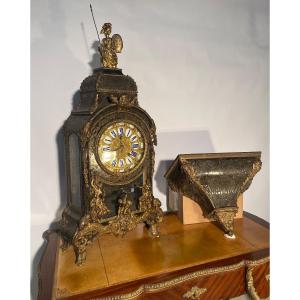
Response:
[66, 133, 82, 210]
[55, 115, 92, 243]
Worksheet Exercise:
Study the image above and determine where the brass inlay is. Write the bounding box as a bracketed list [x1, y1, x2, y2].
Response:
[165, 152, 262, 236]
[182, 286, 207, 299]
[96, 88, 137, 95]
[165, 152, 262, 178]
[109, 95, 139, 108]
[90, 261, 244, 300]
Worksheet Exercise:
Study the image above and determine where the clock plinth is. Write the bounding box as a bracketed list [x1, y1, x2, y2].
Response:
[55, 27, 162, 265]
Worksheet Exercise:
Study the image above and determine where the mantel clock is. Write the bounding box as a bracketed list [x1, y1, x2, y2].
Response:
[57, 23, 163, 265]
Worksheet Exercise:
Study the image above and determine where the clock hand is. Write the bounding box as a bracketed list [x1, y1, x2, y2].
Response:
[111, 144, 121, 151]
[119, 135, 124, 146]
[127, 152, 136, 160]
[110, 137, 124, 151]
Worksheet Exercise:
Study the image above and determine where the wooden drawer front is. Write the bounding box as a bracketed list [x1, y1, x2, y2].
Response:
[90, 262, 245, 300]
[246, 257, 270, 300]
[142, 262, 245, 300]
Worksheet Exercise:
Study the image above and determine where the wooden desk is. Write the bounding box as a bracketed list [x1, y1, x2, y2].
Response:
[38, 212, 269, 300]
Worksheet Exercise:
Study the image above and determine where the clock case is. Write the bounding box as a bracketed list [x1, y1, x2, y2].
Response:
[56, 68, 163, 265]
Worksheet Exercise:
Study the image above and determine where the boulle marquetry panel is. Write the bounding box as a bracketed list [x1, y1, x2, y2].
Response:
[165, 153, 262, 237]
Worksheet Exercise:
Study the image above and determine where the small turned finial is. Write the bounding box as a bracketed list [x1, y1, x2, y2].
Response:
[99, 23, 123, 69]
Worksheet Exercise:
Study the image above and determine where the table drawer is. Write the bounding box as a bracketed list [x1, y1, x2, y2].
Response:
[91, 261, 245, 300]
[142, 261, 245, 300]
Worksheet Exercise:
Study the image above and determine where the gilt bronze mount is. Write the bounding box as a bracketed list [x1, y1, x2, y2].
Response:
[99, 23, 123, 69]
[165, 152, 262, 237]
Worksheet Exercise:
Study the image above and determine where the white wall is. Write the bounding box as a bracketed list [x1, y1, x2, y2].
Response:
[31, 0, 269, 298]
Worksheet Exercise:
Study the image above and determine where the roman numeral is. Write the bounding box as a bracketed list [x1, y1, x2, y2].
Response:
[119, 159, 125, 167]
[126, 156, 133, 164]
[110, 130, 117, 138]
[126, 129, 132, 137]
[130, 151, 137, 157]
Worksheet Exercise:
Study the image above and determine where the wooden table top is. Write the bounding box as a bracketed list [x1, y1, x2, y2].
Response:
[38, 212, 269, 299]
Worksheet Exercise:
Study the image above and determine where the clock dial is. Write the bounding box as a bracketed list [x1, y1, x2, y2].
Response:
[98, 122, 145, 173]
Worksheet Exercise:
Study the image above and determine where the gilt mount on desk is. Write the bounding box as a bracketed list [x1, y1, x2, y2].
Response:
[55, 23, 163, 266]
[165, 152, 262, 237]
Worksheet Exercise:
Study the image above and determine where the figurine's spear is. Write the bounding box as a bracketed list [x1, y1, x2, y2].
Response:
[90, 4, 101, 45]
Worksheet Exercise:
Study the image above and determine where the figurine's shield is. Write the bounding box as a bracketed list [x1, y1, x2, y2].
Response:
[112, 34, 123, 53]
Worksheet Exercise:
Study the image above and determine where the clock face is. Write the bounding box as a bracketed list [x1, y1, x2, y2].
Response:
[98, 122, 146, 173]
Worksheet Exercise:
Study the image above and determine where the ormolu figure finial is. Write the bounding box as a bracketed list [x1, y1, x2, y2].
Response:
[99, 23, 123, 69]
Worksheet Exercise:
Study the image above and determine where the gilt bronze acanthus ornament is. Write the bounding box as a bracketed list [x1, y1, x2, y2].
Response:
[89, 175, 110, 220]
[182, 286, 207, 299]
[165, 152, 262, 237]
[55, 23, 162, 265]
[72, 183, 163, 265]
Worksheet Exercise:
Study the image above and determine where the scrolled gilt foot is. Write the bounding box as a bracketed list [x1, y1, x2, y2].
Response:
[72, 214, 109, 265]
[145, 199, 163, 238]
[210, 207, 238, 237]
[75, 249, 86, 266]
[73, 236, 88, 266]
[73, 216, 94, 266]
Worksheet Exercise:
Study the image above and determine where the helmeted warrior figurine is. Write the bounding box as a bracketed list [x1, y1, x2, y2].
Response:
[99, 23, 123, 68]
